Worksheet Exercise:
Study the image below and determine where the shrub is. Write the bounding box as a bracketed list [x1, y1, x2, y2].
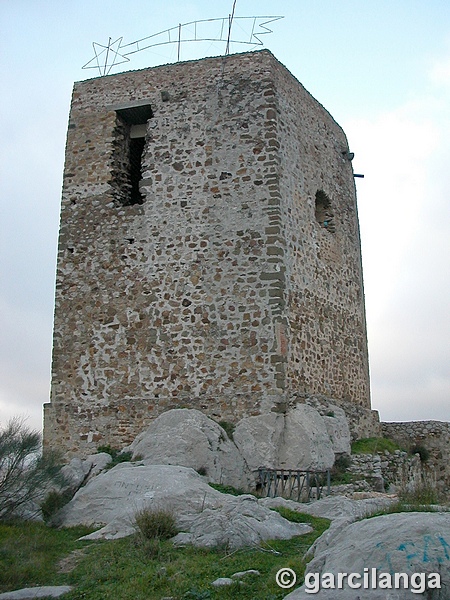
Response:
[217, 420, 235, 441]
[97, 444, 118, 458]
[40, 489, 73, 522]
[398, 483, 442, 506]
[330, 454, 354, 485]
[351, 437, 402, 455]
[334, 454, 351, 471]
[134, 507, 178, 540]
[410, 444, 430, 462]
[97, 445, 133, 469]
[0, 417, 65, 521]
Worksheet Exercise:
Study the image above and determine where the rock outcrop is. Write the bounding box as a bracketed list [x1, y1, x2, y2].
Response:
[124, 409, 251, 489]
[60, 452, 112, 490]
[173, 494, 312, 549]
[284, 511, 450, 599]
[233, 404, 336, 471]
[53, 463, 311, 547]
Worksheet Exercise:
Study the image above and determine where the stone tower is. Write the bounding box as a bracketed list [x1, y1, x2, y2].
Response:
[44, 50, 370, 456]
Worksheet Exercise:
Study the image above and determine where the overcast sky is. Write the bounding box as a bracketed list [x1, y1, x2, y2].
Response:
[0, 0, 449, 433]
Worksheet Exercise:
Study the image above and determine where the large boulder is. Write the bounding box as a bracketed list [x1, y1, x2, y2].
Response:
[53, 463, 224, 538]
[174, 494, 312, 549]
[260, 493, 396, 523]
[284, 511, 450, 599]
[60, 452, 112, 490]
[322, 405, 351, 455]
[233, 404, 335, 471]
[53, 463, 311, 548]
[232, 412, 285, 471]
[125, 409, 251, 489]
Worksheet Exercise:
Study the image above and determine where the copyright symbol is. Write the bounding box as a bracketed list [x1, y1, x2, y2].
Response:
[275, 567, 297, 589]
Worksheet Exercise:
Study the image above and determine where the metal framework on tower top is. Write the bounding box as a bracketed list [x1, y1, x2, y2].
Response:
[82, 15, 284, 76]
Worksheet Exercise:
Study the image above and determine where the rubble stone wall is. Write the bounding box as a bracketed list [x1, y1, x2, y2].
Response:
[382, 421, 450, 490]
[349, 451, 423, 492]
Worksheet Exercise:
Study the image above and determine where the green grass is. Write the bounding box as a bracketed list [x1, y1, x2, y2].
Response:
[351, 437, 402, 455]
[396, 483, 446, 507]
[0, 521, 94, 593]
[0, 511, 330, 600]
[368, 483, 449, 519]
[208, 483, 250, 496]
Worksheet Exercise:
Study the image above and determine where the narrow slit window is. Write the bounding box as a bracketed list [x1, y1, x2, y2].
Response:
[111, 103, 153, 206]
[129, 136, 146, 205]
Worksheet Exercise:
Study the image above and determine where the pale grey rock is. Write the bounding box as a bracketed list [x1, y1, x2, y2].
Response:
[322, 404, 351, 455]
[211, 578, 235, 587]
[125, 409, 251, 489]
[86, 452, 113, 477]
[259, 494, 398, 562]
[11, 500, 43, 522]
[233, 405, 335, 472]
[0, 586, 73, 599]
[286, 493, 396, 521]
[284, 512, 450, 599]
[280, 405, 335, 470]
[55, 463, 224, 538]
[233, 412, 284, 470]
[260, 494, 396, 530]
[173, 494, 312, 549]
[258, 495, 312, 512]
[61, 452, 112, 489]
[210, 569, 260, 589]
[80, 515, 136, 541]
[54, 463, 312, 548]
[258, 493, 396, 522]
[232, 569, 260, 578]
[60, 457, 86, 488]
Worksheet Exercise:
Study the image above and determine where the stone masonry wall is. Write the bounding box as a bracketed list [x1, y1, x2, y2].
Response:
[382, 421, 450, 490]
[44, 50, 370, 457]
[297, 394, 381, 442]
[272, 64, 370, 406]
[349, 451, 423, 492]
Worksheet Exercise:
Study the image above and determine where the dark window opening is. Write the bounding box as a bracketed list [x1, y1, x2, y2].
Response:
[315, 190, 335, 232]
[111, 103, 153, 207]
[129, 137, 146, 205]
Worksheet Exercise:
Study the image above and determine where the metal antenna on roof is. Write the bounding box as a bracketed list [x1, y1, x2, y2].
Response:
[225, 0, 237, 56]
[82, 13, 283, 76]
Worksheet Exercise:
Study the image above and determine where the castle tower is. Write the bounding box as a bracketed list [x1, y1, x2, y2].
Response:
[44, 50, 370, 456]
